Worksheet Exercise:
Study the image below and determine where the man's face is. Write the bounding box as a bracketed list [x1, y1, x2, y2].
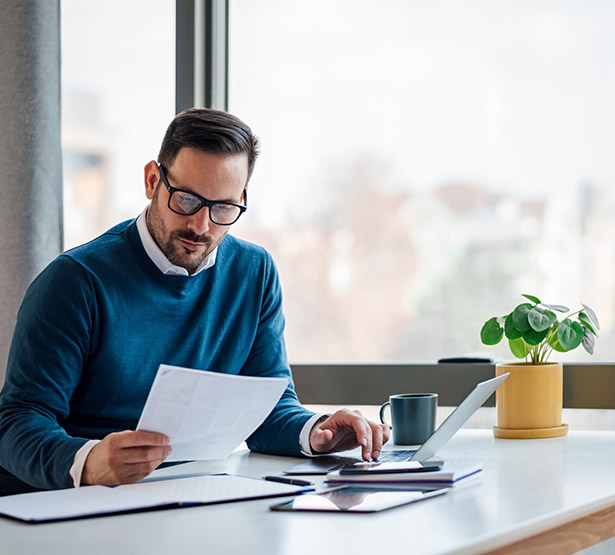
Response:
[144, 147, 249, 274]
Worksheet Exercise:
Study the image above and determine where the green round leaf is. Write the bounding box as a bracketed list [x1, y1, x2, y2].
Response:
[547, 323, 565, 352]
[512, 303, 532, 331]
[545, 304, 569, 313]
[527, 307, 556, 332]
[558, 319, 584, 351]
[481, 317, 504, 345]
[582, 327, 595, 355]
[578, 316, 597, 336]
[581, 303, 600, 331]
[504, 313, 523, 340]
[523, 327, 550, 346]
[569, 321, 585, 349]
[522, 294, 541, 304]
[551, 338, 567, 352]
[509, 337, 531, 358]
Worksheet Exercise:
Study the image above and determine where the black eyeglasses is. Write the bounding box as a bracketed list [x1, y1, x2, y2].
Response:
[158, 165, 247, 225]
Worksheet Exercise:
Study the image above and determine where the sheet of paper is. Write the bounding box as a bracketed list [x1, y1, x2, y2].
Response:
[117, 474, 306, 504]
[137, 364, 288, 461]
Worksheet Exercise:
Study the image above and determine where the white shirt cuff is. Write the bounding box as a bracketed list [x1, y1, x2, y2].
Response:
[299, 413, 330, 457]
[69, 439, 100, 487]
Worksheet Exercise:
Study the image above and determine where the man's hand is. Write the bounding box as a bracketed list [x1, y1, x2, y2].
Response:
[81, 430, 172, 486]
[309, 410, 390, 461]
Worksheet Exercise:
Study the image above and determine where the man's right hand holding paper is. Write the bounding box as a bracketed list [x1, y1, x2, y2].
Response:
[81, 430, 172, 486]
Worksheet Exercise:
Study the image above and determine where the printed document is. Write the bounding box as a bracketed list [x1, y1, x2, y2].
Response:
[137, 364, 288, 461]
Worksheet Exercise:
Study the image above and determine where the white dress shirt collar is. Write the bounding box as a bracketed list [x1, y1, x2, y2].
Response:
[136, 208, 217, 276]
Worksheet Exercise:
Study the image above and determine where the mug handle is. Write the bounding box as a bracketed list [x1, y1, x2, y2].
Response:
[379, 401, 392, 428]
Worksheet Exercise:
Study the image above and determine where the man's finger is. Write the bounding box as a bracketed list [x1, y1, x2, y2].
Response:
[120, 458, 169, 483]
[109, 430, 170, 449]
[118, 445, 172, 464]
[370, 423, 384, 460]
[346, 415, 373, 460]
[312, 427, 334, 449]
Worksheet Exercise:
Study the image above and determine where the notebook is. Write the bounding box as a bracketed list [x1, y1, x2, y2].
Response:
[284, 373, 509, 475]
[0, 474, 311, 524]
[325, 461, 483, 486]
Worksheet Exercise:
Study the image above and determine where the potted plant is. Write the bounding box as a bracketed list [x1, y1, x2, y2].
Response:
[480, 294, 599, 438]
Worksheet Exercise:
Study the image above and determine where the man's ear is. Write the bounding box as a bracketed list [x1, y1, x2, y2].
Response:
[144, 161, 160, 200]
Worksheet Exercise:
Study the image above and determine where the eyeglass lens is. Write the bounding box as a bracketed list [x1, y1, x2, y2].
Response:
[169, 190, 242, 224]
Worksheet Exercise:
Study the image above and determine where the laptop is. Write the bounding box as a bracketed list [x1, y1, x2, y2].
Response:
[284, 373, 509, 475]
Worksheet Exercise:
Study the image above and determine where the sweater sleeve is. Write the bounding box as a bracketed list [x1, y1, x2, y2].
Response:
[0, 257, 94, 491]
[241, 254, 315, 456]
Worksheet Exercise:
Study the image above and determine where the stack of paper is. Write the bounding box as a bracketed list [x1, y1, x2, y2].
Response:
[326, 462, 482, 486]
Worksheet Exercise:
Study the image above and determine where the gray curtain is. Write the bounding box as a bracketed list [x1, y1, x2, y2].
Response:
[0, 0, 63, 383]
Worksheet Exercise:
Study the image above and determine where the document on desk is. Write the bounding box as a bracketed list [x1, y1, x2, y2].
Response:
[137, 364, 289, 461]
[116, 474, 309, 504]
[0, 486, 171, 523]
[0, 475, 309, 523]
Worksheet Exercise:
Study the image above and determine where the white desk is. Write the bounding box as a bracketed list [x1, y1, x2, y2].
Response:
[1, 430, 614, 555]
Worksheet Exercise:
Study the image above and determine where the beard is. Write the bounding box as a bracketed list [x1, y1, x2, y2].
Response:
[146, 191, 215, 274]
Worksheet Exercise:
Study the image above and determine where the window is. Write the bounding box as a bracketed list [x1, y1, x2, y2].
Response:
[229, 0, 615, 363]
[61, 0, 175, 249]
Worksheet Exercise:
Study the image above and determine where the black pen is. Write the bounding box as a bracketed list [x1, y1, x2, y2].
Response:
[263, 475, 314, 486]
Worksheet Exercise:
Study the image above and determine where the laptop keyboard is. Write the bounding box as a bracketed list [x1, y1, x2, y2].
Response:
[331, 449, 418, 468]
[377, 449, 417, 462]
[283, 448, 420, 475]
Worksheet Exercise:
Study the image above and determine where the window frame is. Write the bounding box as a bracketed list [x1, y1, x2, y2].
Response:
[176, 0, 228, 112]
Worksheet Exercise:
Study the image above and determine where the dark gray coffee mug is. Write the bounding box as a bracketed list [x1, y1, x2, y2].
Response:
[380, 393, 438, 445]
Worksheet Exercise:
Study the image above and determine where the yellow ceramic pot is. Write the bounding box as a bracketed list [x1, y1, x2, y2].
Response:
[493, 362, 568, 439]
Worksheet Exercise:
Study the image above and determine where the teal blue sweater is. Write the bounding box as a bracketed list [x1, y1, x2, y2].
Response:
[0, 219, 313, 493]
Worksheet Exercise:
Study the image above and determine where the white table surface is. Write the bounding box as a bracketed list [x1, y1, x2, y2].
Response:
[1, 429, 614, 555]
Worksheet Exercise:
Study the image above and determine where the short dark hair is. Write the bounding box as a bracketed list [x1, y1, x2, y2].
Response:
[157, 108, 260, 180]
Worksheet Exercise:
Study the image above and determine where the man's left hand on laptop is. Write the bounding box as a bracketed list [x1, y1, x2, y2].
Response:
[309, 410, 390, 461]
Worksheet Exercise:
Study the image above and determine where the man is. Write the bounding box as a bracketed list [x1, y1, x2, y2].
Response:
[0, 108, 389, 494]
